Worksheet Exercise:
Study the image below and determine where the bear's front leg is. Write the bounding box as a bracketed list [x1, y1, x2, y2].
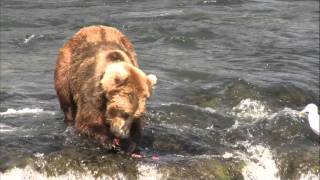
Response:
[119, 138, 137, 155]
[76, 121, 114, 150]
[121, 119, 144, 157]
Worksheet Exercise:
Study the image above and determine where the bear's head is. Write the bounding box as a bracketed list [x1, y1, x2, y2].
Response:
[100, 62, 157, 138]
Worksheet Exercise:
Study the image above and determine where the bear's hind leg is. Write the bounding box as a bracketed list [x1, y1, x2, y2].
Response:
[62, 104, 76, 126]
[57, 95, 76, 126]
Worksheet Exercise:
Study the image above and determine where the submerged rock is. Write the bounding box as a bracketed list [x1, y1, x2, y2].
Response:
[30, 149, 139, 179]
[275, 150, 320, 180]
[0, 149, 247, 180]
[195, 79, 317, 111]
[159, 158, 245, 180]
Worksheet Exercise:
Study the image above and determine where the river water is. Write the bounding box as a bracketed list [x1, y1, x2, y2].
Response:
[0, 0, 319, 179]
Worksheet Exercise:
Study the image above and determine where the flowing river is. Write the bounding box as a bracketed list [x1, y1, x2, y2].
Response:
[0, 0, 319, 179]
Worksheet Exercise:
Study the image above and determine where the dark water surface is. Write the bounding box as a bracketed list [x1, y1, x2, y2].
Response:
[0, 0, 319, 179]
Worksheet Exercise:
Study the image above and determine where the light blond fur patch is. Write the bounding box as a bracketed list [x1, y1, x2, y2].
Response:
[100, 62, 129, 92]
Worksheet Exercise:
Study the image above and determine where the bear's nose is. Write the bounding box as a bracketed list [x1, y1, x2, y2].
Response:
[134, 110, 145, 118]
[110, 120, 130, 138]
[113, 127, 130, 139]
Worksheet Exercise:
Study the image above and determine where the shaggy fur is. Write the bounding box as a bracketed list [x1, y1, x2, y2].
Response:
[54, 25, 156, 153]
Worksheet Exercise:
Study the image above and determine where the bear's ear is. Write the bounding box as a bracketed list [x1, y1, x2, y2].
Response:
[107, 51, 124, 61]
[99, 49, 131, 65]
[147, 74, 157, 87]
[100, 63, 129, 92]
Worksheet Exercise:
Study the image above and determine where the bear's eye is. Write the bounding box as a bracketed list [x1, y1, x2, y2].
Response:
[108, 108, 117, 117]
[121, 112, 130, 119]
[99, 73, 105, 80]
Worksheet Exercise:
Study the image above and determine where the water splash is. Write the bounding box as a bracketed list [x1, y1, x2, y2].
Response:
[241, 144, 279, 180]
[219, 140, 280, 180]
[230, 99, 271, 120]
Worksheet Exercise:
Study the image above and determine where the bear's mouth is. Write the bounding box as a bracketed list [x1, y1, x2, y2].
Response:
[111, 137, 142, 158]
[111, 137, 121, 151]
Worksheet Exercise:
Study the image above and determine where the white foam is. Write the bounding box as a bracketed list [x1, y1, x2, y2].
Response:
[226, 120, 239, 132]
[300, 171, 320, 180]
[230, 99, 271, 120]
[0, 108, 55, 116]
[0, 166, 127, 180]
[0, 164, 164, 180]
[33, 153, 45, 159]
[161, 102, 216, 114]
[241, 144, 279, 180]
[222, 152, 234, 159]
[0, 123, 16, 133]
[219, 140, 281, 180]
[1, 155, 163, 180]
[206, 124, 214, 130]
[137, 163, 162, 180]
[275, 107, 300, 120]
[122, 9, 183, 18]
[24, 34, 36, 44]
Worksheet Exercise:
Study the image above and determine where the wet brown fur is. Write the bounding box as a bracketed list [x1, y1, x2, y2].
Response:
[54, 25, 154, 151]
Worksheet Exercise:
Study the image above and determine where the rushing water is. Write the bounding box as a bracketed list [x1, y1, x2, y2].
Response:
[0, 0, 319, 179]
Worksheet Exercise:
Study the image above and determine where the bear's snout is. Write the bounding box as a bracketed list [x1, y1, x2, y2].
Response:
[110, 117, 132, 138]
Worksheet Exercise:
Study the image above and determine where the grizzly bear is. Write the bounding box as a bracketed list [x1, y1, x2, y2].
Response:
[54, 25, 157, 154]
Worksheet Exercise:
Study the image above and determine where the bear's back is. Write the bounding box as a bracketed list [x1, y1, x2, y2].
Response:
[74, 26, 126, 44]
[54, 25, 138, 113]
[63, 26, 137, 66]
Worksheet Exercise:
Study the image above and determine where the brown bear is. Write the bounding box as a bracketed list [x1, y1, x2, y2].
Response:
[54, 25, 157, 154]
